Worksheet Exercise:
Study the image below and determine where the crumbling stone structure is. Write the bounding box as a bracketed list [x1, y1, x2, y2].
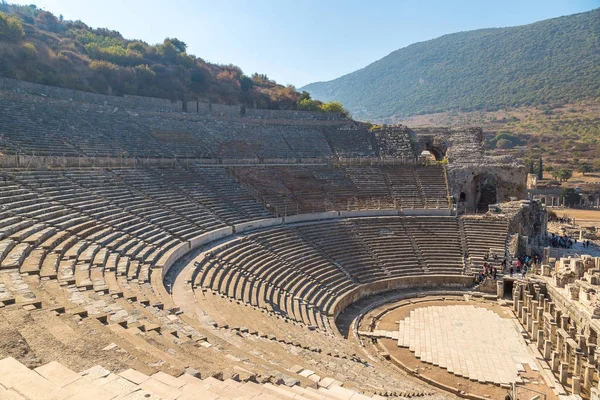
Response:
[513, 255, 600, 397]
[411, 127, 527, 212]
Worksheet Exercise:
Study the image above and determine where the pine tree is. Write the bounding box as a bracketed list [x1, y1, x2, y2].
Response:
[537, 158, 543, 180]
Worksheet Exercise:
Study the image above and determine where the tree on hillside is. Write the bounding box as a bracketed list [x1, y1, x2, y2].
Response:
[0, 12, 24, 41]
[552, 168, 573, 182]
[238, 75, 253, 92]
[537, 158, 543, 180]
[496, 138, 512, 149]
[296, 98, 320, 112]
[164, 38, 187, 53]
[577, 164, 592, 176]
[320, 101, 350, 117]
[561, 188, 581, 207]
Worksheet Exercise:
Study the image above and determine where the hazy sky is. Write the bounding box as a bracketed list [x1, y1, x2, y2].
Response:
[9, 0, 599, 87]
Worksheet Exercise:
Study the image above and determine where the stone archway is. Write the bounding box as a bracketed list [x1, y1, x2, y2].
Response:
[473, 173, 497, 212]
[424, 144, 445, 161]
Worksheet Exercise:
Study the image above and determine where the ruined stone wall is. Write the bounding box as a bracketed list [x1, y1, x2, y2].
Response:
[0, 77, 182, 112]
[0, 77, 342, 120]
[410, 126, 527, 209]
[372, 125, 416, 159]
[447, 164, 527, 209]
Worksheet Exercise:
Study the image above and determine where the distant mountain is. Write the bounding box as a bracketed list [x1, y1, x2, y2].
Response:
[301, 8, 600, 122]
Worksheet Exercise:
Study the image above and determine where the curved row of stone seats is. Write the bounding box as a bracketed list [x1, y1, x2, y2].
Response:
[0, 176, 180, 295]
[105, 168, 232, 232]
[402, 217, 465, 274]
[383, 166, 425, 209]
[415, 166, 449, 208]
[187, 216, 492, 333]
[0, 92, 167, 158]
[63, 170, 204, 241]
[0, 211, 266, 382]
[0, 180, 253, 382]
[0, 93, 82, 156]
[324, 126, 377, 158]
[192, 236, 340, 330]
[232, 165, 450, 215]
[231, 166, 357, 215]
[151, 167, 253, 225]
[145, 115, 215, 158]
[351, 219, 425, 276]
[1, 88, 382, 160]
[189, 166, 273, 221]
[0, 357, 394, 400]
[345, 167, 394, 206]
[460, 217, 509, 271]
[295, 222, 390, 283]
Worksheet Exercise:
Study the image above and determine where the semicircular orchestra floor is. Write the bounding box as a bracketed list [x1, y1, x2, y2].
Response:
[361, 297, 563, 400]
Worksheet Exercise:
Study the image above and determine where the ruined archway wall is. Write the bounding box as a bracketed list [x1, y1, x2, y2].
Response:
[447, 165, 527, 209]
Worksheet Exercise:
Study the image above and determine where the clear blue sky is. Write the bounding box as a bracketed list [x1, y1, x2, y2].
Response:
[10, 0, 600, 87]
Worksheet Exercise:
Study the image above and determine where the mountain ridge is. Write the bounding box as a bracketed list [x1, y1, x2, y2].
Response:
[301, 8, 600, 122]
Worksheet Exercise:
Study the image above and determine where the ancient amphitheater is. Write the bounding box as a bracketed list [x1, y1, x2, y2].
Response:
[0, 77, 599, 400]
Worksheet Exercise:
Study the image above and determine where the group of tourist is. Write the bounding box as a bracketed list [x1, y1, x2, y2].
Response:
[508, 253, 541, 278]
[548, 214, 575, 224]
[473, 252, 504, 283]
[548, 233, 574, 249]
[475, 263, 499, 283]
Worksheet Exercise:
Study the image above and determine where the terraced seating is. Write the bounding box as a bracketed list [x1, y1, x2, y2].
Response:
[1, 87, 388, 161]
[345, 167, 394, 208]
[295, 222, 389, 283]
[191, 166, 273, 221]
[384, 166, 424, 208]
[352, 219, 424, 276]
[461, 217, 509, 271]
[324, 126, 377, 158]
[0, 357, 398, 400]
[193, 236, 340, 329]
[233, 165, 449, 213]
[187, 216, 496, 334]
[403, 217, 465, 274]
[415, 166, 450, 208]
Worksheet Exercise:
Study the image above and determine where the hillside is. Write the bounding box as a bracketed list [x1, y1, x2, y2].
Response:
[0, 3, 300, 108]
[302, 8, 600, 122]
[400, 102, 600, 170]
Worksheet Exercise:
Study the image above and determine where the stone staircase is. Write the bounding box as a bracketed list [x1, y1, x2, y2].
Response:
[0, 357, 387, 400]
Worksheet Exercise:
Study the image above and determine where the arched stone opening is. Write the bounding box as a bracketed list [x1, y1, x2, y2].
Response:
[424, 144, 445, 161]
[473, 173, 497, 212]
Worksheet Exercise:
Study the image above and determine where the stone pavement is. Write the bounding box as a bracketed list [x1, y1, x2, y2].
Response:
[397, 305, 537, 385]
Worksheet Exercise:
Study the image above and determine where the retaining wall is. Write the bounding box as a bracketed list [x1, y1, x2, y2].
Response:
[330, 275, 474, 318]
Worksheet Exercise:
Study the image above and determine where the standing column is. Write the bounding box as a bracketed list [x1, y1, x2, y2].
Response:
[557, 334, 564, 360]
[559, 362, 569, 385]
[561, 315, 570, 331]
[551, 351, 560, 372]
[572, 377, 581, 395]
[522, 307, 529, 327]
[537, 330, 544, 350]
[583, 363, 594, 390]
[550, 321, 557, 343]
[574, 351, 583, 376]
[518, 300, 524, 318]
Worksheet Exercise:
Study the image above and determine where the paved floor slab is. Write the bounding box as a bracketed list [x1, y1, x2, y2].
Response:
[397, 305, 536, 384]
